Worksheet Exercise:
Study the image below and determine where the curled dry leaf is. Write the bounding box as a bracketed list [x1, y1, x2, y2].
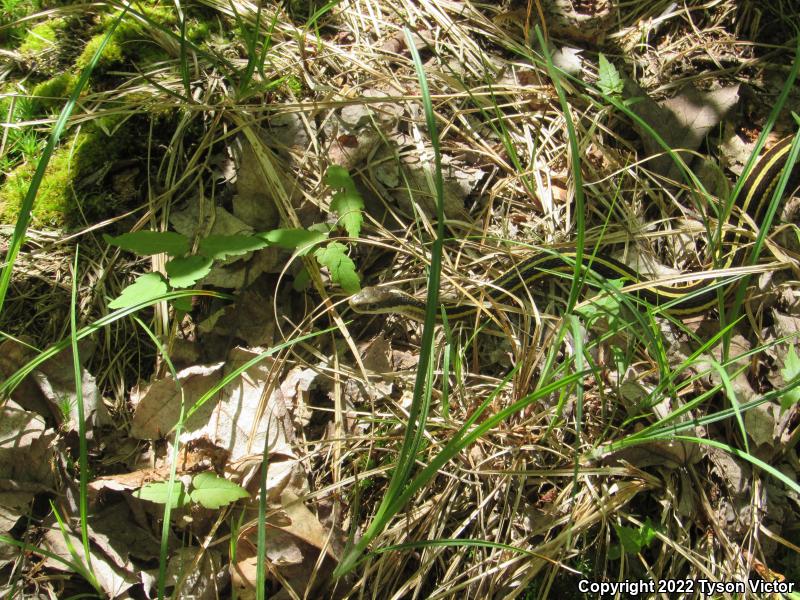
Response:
[42, 525, 138, 598]
[232, 492, 342, 599]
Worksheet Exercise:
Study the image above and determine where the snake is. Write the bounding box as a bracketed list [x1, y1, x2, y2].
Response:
[349, 136, 799, 322]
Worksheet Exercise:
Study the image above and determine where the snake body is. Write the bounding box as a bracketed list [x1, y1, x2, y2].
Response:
[350, 137, 799, 321]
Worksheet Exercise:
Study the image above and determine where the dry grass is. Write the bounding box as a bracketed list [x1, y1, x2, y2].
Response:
[1, 0, 799, 598]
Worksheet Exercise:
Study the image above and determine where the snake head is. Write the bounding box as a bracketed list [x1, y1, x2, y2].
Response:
[349, 286, 422, 316]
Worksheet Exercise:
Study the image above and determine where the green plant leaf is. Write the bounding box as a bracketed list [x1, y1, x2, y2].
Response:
[105, 231, 190, 256]
[314, 242, 360, 294]
[326, 165, 364, 238]
[189, 472, 249, 509]
[293, 266, 311, 291]
[598, 53, 623, 97]
[258, 228, 327, 255]
[613, 518, 657, 556]
[324, 164, 353, 189]
[331, 189, 364, 238]
[780, 345, 800, 411]
[108, 272, 168, 309]
[172, 296, 194, 314]
[136, 481, 189, 509]
[575, 278, 623, 323]
[198, 234, 269, 259]
[166, 255, 213, 288]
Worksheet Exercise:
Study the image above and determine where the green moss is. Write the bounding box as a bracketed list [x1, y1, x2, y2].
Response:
[0, 120, 138, 228]
[1, 150, 74, 227]
[284, 75, 303, 96]
[75, 32, 124, 71]
[75, 4, 179, 72]
[0, 0, 43, 46]
[31, 73, 77, 115]
[17, 20, 61, 55]
[186, 20, 210, 43]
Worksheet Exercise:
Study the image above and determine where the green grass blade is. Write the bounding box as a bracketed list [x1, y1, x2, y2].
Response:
[335, 25, 447, 578]
[68, 248, 92, 576]
[536, 26, 585, 313]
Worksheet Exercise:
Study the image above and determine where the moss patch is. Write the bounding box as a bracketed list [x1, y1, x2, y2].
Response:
[75, 5, 180, 72]
[17, 20, 62, 55]
[31, 73, 78, 115]
[0, 120, 140, 228]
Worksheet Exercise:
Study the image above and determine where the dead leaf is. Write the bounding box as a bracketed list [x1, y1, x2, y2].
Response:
[744, 402, 781, 447]
[372, 132, 484, 219]
[131, 362, 225, 439]
[33, 345, 108, 433]
[626, 80, 740, 183]
[0, 400, 57, 487]
[42, 525, 138, 597]
[181, 348, 295, 465]
[233, 491, 341, 599]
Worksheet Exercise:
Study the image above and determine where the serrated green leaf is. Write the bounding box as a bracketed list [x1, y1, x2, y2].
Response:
[613, 518, 658, 556]
[331, 189, 364, 238]
[324, 165, 353, 189]
[165, 255, 213, 288]
[109, 272, 168, 309]
[614, 524, 644, 555]
[190, 472, 249, 509]
[780, 345, 800, 411]
[326, 165, 364, 238]
[638, 517, 657, 547]
[314, 242, 360, 294]
[308, 222, 333, 235]
[172, 295, 194, 314]
[258, 228, 327, 255]
[198, 234, 269, 260]
[104, 231, 190, 257]
[136, 481, 189, 509]
[598, 53, 623, 97]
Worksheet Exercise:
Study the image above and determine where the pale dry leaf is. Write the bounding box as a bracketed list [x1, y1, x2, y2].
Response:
[0, 400, 57, 487]
[177, 348, 295, 469]
[130, 362, 225, 439]
[660, 85, 740, 154]
[626, 80, 739, 182]
[552, 46, 583, 76]
[233, 491, 339, 599]
[90, 501, 166, 562]
[233, 134, 285, 230]
[42, 526, 137, 597]
[0, 338, 52, 418]
[33, 349, 107, 433]
[280, 365, 322, 427]
[89, 468, 165, 494]
[170, 199, 252, 240]
[372, 132, 484, 219]
[719, 123, 756, 176]
[744, 402, 781, 447]
[0, 503, 24, 536]
[602, 439, 702, 469]
[0, 538, 19, 571]
[169, 201, 278, 289]
[274, 492, 338, 558]
[340, 103, 375, 129]
[360, 334, 392, 373]
[707, 447, 751, 494]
